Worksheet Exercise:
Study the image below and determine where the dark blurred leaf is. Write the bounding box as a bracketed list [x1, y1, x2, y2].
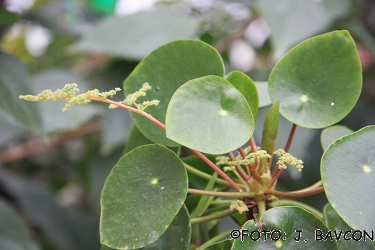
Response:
[0, 169, 100, 250]
[72, 10, 198, 60]
[0, 111, 25, 147]
[0, 50, 44, 138]
[0, 198, 39, 250]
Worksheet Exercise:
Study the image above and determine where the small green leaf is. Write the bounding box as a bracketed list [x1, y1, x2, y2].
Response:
[268, 30, 362, 128]
[141, 205, 191, 250]
[231, 207, 336, 249]
[124, 40, 224, 147]
[100, 144, 188, 249]
[320, 125, 353, 151]
[72, 10, 197, 60]
[323, 203, 375, 250]
[166, 75, 254, 154]
[0, 51, 44, 137]
[226, 70, 259, 119]
[0, 199, 39, 250]
[262, 103, 279, 156]
[321, 125, 375, 231]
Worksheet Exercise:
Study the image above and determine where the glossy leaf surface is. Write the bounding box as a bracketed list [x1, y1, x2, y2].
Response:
[166, 75, 254, 154]
[268, 31, 362, 128]
[320, 125, 353, 151]
[124, 40, 224, 147]
[321, 126, 375, 231]
[0, 51, 44, 137]
[231, 206, 336, 249]
[100, 144, 188, 249]
[323, 203, 375, 250]
[226, 70, 259, 119]
[205, 239, 233, 249]
[141, 205, 191, 250]
[72, 10, 197, 60]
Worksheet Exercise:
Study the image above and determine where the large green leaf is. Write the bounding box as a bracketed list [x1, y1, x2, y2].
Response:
[323, 203, 375, 250]
[123, 40, 224, 147]
[0, 51, 44, 137]
[226, 70, 259, 119]
[268, 31, 362, 128]
[231, 206, 336, 249]
[72, 10, 197, 60]
[321, 126, 375, 232]
[166, 75, 254, 154]
[100, 144, 188, 249]
[320, 125, 353, 151]
[257, 0, 351, 58]
[0, 199, 39, 250]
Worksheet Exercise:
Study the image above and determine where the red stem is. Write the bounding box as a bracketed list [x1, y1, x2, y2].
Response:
[238, 147, 261, 181]
[92, 97, 243, 192]
[271, 124, 297, 178]
[270, 123, 297, 187]
[228, 152, 250, 181]
[192, 150, 243, 192]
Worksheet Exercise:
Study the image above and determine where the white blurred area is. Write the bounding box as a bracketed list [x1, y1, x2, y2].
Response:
[3, 0, 271, 72]
[115, 0, 159, 16]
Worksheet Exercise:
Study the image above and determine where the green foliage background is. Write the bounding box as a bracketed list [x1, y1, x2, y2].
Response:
[1, 0, 375, 249]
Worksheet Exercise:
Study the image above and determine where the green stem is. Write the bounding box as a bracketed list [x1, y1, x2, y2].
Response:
[210, 200, 233, 205]
[255, 199, 266, 223]
[188, 188, 255, 198]
[273, 199, 324, 221]
[184, 163, 245, 189]
[191, 209, 236, 225]
[196, 229, 232, 250]
[268, 186, 324, 199]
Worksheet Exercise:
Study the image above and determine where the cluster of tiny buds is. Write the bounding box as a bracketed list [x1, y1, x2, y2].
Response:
[19, 82, 159, 113]
[230, 200, 249, 214]
[216, 148, 303, 171]
[274, 149, 303, 171]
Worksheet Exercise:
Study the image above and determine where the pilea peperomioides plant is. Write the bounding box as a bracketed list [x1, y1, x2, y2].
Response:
[20, 30, 375, 249]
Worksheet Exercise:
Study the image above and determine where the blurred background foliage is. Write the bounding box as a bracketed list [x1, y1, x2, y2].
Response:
[0, 0, 374, 249]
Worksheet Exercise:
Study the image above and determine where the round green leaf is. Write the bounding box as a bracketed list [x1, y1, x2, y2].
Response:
[320, 125, 353, 151]
[166, 75, 254, 154]
[226, 70, 259, 119]
[268, 30, 362, 128]
[321, 125, 375, 231]
[123, 40, 224, 147]
[100, 144, 188, 249]
[323, 203, 375, 250]
[232, 206, 336, 249]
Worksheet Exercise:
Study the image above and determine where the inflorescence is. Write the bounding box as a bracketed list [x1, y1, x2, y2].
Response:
[19, 82, 159, 112]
